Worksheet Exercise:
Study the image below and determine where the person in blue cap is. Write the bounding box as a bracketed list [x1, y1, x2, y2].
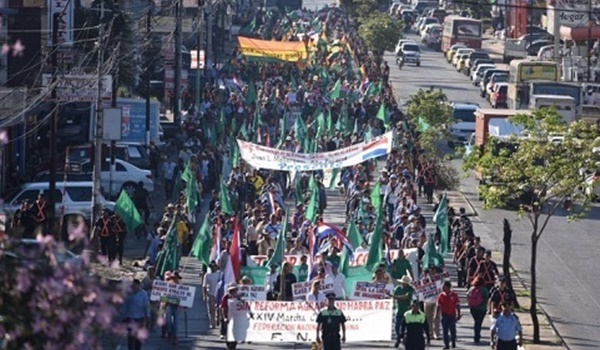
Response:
[316, 292, 347, 350]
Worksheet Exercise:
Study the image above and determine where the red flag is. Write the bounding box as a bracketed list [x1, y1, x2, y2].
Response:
[230, 218, 241, 281]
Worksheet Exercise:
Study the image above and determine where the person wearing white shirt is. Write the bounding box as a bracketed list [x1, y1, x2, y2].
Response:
[384, 175, 401, 223]
[264, 264, 279, 300]
[326, 264, 347, 300]
[202, 261, 222, 329]
[306, 280, 327, 305]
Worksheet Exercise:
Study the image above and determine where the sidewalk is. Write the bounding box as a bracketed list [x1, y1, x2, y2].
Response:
[446, 190, 564, 350]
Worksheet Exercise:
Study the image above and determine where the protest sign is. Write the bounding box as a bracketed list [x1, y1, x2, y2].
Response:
[150, 280, 196, 308]
[351, 281, 394, 300]
[228, 300, 393, 342]
[412, 272, 450, 301]
[238, 36, 307, 62]
[291, 281, 333, 300]
[238, 285, 267, 301]
[247, 255, 304, 267]
[237, 131, 393, 171]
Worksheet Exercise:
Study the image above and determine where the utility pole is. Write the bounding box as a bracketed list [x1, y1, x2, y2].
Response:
[48, 13, 60, 236]
[146, 1, 152, 145]
[174, 0, 183, 124]
[196, 0, 205, 110]
[91, 1, 105, 242]
[207, 0, 213, 68]
[588, 0, 592, 82]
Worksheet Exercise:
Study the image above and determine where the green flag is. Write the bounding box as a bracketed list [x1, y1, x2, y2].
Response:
[423, 231, 444, 270]
[239, 122, 249, 140]
[365, 213, 384, 272]
[155, 221, 180, 278]
[294, 115, 308, 145]
[305, 179, 319, 223]
[266, 210, 288, 268]
[316, 112, 326, 139]
[190, 212, 212, 266]
[229, 136, 240, 168]
[370, 182, 382, 213]
[347, 220, 363, 250]
[418, 117, 430, 133]
[328, 169, 340, 189]
[330, 78, 342, 100]
[294, 172, 304, 206]
[376, 103, 389, 129]
[114, 190, 143, 234]
[245, 81, 257, 105]
[278, 114, 288, 147]
[434, 192, 449, 255]
[326, 109, 334, 136]
[181, 161, 192, 183]
[185, 176, 199, 214]
[339, 246, 350, 276]
[219, 181, 235, 215]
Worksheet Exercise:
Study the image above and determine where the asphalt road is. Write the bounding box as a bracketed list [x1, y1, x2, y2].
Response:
[386, 32, 600, 349]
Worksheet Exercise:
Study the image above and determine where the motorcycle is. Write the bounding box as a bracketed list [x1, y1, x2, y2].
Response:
[396, 55, 404, 70]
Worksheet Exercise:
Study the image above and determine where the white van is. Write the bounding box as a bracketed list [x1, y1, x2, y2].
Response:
[1, 181, 115, 223]
[529, 95, 577, 124]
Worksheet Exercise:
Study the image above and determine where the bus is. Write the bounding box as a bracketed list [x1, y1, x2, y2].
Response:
[442, 16, 483, 53]
[507, 59, 560, 109]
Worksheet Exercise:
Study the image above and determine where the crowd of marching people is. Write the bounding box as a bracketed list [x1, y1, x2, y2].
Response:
[119, 6, 526, 350]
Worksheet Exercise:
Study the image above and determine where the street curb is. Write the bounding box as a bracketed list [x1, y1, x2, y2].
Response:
[458, 191, 567, 350]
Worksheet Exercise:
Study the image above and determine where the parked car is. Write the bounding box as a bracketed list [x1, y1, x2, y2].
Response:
[0, 181, 115, 225]
[449, 102, 479, 146]
[1, 239, 82, 266]
[471, 64, 496, 85]
[489, 83, 509, 108]
[35, 159, 154, 199]
[480, 69, 508, 97]
[486, 72, 508, 101]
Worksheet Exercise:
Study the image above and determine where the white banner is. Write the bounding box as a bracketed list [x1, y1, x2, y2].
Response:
[238, 285, 267, 301]
[351, 282, 394, 300]
[238, 131, 393, 171]
[227, 300, 393, 342]
[292, 281, 334, 300]
[149, 280, 197, 308]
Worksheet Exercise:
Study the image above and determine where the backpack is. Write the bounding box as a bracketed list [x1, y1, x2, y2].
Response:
[467, 286, 484, 308]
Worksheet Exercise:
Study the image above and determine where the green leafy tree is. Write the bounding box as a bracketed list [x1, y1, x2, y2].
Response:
[407, 88, 458, 189]
[464, 108, 598, 343]
[358, 13, 403, 68]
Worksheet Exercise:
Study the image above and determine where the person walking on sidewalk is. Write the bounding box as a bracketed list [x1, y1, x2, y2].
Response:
[467, 276, 489, 344]
[203, 261, 222, 328]
[122, 279, 150, 350]
[491, 303, 523, 350]
[162, 158, 177, 200]
[436, 281, 461, 349]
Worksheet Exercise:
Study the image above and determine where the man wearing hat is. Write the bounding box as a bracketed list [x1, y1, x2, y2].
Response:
[220, 283, 239, 343]
[316, 292, 347, 350]
[393, 275, 414, 348]
[400, 300, 431, 350]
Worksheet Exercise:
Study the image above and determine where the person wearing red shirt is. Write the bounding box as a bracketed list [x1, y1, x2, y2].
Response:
[436, 281, 461, 349]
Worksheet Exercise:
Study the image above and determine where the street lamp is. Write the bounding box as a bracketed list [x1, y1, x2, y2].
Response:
[226, 4, 234, 42]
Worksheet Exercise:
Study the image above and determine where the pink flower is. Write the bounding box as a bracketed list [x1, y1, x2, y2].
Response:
[83, 292, 97, 303]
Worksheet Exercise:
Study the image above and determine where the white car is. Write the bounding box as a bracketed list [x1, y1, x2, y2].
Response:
[471, 64, 496, 84]
[452, 48, 474, 66]
[35, 159, 154, 199]
[0, 181, 115, 223]
[419, 17, 439, 36]
[395, 39, 417, 55]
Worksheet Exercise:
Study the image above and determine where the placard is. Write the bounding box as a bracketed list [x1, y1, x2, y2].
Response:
[351, 281, 393, 300]
[292, 281, 333, 300]
[149, 280, 196, 308]
[247, 254, 304, 267]
[227, 300, 393, 342]
[238, 285, 267, 301]
[412, 272, 449, 301]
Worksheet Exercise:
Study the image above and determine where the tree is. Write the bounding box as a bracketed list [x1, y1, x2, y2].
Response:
[465, 108, 597, 343]
[407, 88, 458, 189]
[358, 13, 403, 68]
[501, 218, 518, 307]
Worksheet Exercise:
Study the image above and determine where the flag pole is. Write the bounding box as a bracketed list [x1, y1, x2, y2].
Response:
[280, 204, 288, 300]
